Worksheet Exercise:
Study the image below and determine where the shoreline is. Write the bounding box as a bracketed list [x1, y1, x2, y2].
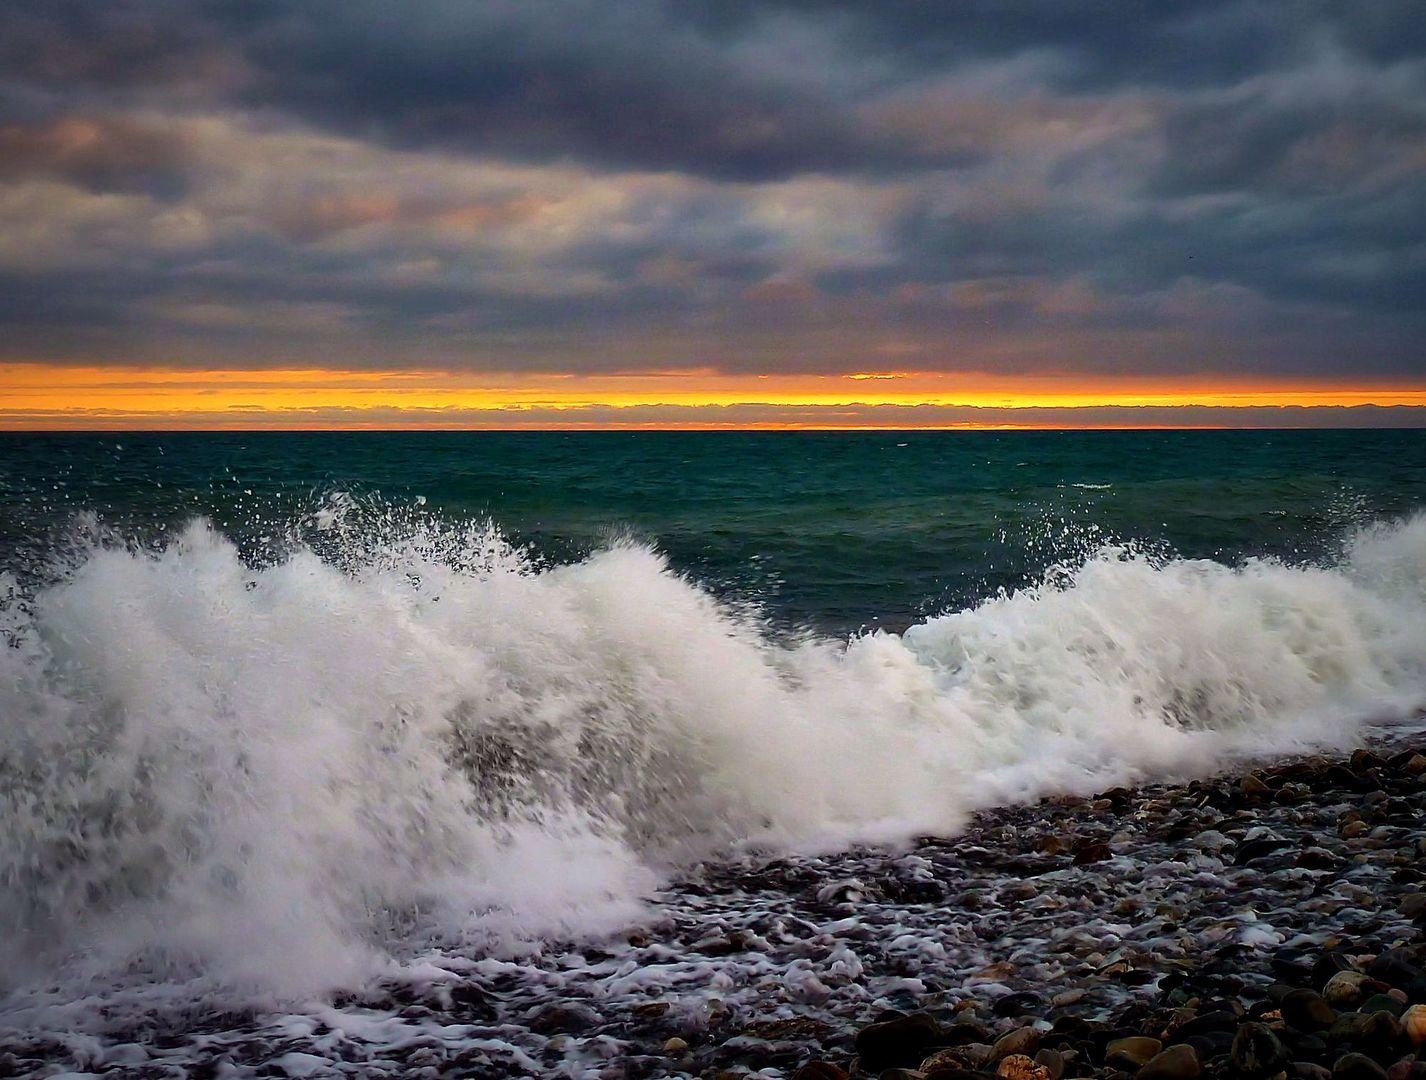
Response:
[4, 733, 1426, 1078]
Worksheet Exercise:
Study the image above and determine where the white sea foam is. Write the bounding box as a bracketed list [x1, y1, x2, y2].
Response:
[3, 511, 1426, 996]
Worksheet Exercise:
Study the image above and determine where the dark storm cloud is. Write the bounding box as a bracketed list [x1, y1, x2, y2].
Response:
[680, 0, 1294, 90]
[0, 115, 194, 198]
[5, 1, 1421, 176]
[232, 2, 887, 181]
[1, 0, 1371, 181]
[0, 0, 1423, 384]
[0, 0, 234, 99]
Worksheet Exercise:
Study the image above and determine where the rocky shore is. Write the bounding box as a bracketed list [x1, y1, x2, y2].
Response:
[783, 739, 1426, 1080]
[4, 733, 1426, 1079]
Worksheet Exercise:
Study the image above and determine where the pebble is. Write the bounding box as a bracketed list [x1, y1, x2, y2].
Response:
[791, 1064, 847, 1080]
[1137, 1044, 1201, 1080]
[1360, 994, 1405, 1017]
[1368, 949, 1423, 989]
[996, 1053, 1052, 1080]
[1334, 1054, 1389, 1080]
[854, 1013, 942, 1071]
[1233, 1022, 1289, 1077]
[1034, 1047, 1066, 1080]
[989, 1026, 1040, 1063]
[12, 734, 1426, 1080]
[1283, 989, 1338, 1030]
[1242, 774, 1272, 797]
[1107, 1037, 1164, 1069]
[1324, 972, 1371, 1007]
[922, 1046, 991, 1072]
[1404, 1005, 1426, 1046]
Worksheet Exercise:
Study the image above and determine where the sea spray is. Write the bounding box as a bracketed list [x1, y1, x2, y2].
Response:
[3, 510, 1426, 995]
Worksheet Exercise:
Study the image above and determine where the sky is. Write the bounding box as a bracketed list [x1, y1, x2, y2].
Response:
[2, 0, 1425, 429]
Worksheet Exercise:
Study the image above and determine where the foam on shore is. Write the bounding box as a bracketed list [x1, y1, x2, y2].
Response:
[2, 508, 1425, 993]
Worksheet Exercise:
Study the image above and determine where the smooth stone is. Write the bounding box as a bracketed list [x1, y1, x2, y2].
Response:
[922, 1047, 991, 1072]
[1186, 1030, 1235, 1061]
[1136, 1044, 1201, 1080]
[990, 1027, 1041, 1064]
[1034, 1048, 1065, 1080]
[1404, 1005, 1426, 1046]
[1276, 957, 1320, 984]
[855, 1013, 943, 1071]
[528, 1002, 602, 1034]
[1386, 1061, 1426, 1080]
[1299, 848, 1342, 870]
[1073, 841, 1112, 865]
[1107, 1038, 1164, 1069]
[1351, 749, 1386, 772]
[1330, 1010, 1402, 1050]
[1369, 1012, 1405, 1046]
[1242, 774, 1272, 797]
[944, 1021, 995, 1046]
[1325, 972, 1372, 1007]
[791, 1064, 848, 1080]
[1236, 838, 1294, 865]
[1318, 953, 1360, 988]
[1290, 1035, 1330, 1062]
[1362, 995, 1407, 1018]
[1176, 1011, 1241, 1038]
[1283, 989, 1339, 1030]
[996, 1053, 1052, 1080]
[1234, 1023, 1290, 1078]
[1295, 1065, 1333, 1080]
[1332, 765, 1369, 788]
[662, 1037, 689, 1053]
[994, 991, 1044, 1017]
[1330, 1012, 1376, 1040]
[1400, 894, 1426, 920]
[1334, 1054, 1389, 1080]
[1369, 950, 1424, 990]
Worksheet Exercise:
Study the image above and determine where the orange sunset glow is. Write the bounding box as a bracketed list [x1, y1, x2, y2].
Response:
[5, 364, 1426, 429]
[2, 3, 1423, 429]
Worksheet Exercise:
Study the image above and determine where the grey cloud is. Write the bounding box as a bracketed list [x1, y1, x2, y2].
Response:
[225, 0, 916, 181]
[0, 0, 234, 97]
[0, 115, 194, 198]
[0, 0, 1424, 382]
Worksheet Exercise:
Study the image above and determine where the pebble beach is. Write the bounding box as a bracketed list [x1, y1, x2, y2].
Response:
[5, 732, 1426, 1080]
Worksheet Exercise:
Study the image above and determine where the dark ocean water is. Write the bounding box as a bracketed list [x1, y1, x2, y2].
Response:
[6, 427, 1426, 1009]
[3, 428, 1425, 631]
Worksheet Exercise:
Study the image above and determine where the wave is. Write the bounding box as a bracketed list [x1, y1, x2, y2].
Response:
[3, 508, 1426, 995]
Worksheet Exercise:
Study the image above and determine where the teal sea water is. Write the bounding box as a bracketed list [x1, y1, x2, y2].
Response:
[5, 428, 1426, 631]
[5, 427, 1426, 994]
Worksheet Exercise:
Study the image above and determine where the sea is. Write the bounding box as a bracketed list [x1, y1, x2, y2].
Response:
[3, 428, 1426, 1063]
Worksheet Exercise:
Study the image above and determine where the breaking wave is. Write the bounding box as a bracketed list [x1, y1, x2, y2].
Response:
[3, 506, 1426, 994]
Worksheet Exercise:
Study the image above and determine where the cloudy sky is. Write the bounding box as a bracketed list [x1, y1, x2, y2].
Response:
[3, 0, 1425, 427]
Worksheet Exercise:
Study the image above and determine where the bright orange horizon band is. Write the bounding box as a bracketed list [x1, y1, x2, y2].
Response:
[4, 363, 1425, 429]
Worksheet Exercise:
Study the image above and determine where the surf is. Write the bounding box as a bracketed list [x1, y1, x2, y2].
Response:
[2, 507, 1425, 995]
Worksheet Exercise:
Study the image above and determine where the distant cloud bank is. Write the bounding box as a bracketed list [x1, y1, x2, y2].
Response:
[1, 1, 1422, 424]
